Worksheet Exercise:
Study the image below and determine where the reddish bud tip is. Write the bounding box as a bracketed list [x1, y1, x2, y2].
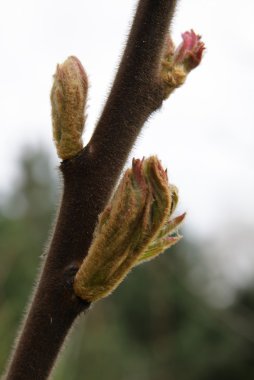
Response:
[174, 29, 205, 70]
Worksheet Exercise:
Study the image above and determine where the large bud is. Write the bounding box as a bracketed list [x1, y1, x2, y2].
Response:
[74, 156, 185, 302]
[51, 56, 88, 160]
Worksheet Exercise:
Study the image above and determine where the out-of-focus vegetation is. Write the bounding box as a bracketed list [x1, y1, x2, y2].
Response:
[1, 150, 254, 380]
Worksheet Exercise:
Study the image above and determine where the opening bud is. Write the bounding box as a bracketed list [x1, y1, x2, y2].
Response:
[161, 30, 205, 99]
[74, 156, 185, 302]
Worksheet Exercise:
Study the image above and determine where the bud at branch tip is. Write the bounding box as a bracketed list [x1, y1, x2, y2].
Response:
[161, 29, 205, 99]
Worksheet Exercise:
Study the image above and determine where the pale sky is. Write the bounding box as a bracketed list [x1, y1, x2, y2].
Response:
[0, 1, 254, 294]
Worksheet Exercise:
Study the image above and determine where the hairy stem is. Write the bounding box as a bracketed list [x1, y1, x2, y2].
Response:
[90, 0, 177, 169]
[4, 1, 178, 379]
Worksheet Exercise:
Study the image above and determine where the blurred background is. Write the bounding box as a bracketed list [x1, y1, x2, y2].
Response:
[0, 0, 254, 379]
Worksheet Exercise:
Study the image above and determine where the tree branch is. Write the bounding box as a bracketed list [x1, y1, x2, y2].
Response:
[89, 0, 177, 167]
[4, 1, 178, 379]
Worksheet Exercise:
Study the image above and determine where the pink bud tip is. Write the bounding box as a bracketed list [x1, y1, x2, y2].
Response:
[174, 29, 205, 70]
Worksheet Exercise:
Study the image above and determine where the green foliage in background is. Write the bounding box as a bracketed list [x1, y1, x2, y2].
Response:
[1, 150, 254, 380]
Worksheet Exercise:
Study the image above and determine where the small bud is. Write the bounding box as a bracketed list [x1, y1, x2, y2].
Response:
[161, 30, 205, 99]
[74, 156, 185, 302]
[51, 56, 88, 160]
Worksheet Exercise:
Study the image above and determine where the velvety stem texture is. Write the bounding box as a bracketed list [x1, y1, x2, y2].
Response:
[4, 1, 177, 379]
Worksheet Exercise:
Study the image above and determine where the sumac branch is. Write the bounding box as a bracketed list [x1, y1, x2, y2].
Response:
[3, 1, 204, 379]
